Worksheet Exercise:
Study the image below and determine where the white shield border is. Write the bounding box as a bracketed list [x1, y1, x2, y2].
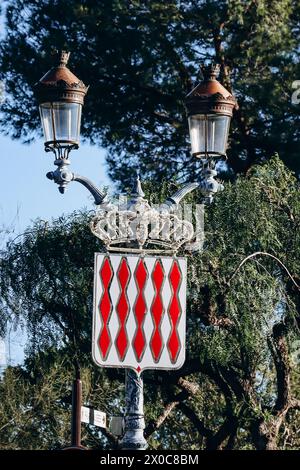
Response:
[92, 252, 187, 373]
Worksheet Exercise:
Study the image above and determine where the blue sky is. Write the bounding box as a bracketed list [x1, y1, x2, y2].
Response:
[0, 134, 111, 241]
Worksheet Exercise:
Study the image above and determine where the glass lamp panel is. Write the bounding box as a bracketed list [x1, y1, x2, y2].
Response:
[207, 115, 230, 155]
[188, 115, 206, 156]
[52, 102, 82, 143]
[39, 103, 54, 142]
[39, 102, 82, 144]
[188, 114, 231, 157]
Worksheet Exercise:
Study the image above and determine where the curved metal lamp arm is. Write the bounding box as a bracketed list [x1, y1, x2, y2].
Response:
[72, 174, 106, 205]
[165, 182, 200, 206]
[46, 159, 106, 205]
[161, 168, 224, 210]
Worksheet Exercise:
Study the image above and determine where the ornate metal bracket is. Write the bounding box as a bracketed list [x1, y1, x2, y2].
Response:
[45, 142, 79, 160]
[163, 164, 224, 210]
[198, 167, 224, 204]
[45, 144, 223, 211]
[46, 158, 106, 205]
[163, 182, 200, 211]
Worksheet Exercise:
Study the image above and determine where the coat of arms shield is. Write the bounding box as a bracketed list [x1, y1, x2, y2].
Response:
[92, 253, 187, 373]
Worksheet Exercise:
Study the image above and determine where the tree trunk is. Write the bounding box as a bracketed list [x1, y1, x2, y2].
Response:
[251, 416, 284, 450]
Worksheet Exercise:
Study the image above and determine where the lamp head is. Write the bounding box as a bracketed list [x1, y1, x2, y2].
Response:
[34, 51, 88, 155]
[185, 63, 237, 159]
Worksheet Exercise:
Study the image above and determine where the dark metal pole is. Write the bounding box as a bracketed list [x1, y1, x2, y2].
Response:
[71, 378, 82, 448]
[63, 377, 86, 450]
[120, 369, 148, 450]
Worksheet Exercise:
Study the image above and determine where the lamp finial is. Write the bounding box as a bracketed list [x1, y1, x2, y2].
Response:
[58, 50, 70, 66]
[201, 62, 220, 81]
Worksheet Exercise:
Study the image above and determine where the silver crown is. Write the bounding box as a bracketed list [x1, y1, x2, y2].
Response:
[90, 177, 198, 254]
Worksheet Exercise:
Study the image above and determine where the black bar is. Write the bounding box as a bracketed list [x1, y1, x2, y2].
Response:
[71, 378, 82, 448]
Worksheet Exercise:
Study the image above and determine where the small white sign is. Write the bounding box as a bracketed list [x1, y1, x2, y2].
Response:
[81, 406, 106, 428]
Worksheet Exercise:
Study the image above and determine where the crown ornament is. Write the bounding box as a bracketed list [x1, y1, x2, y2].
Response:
[90, 177, 199, 254]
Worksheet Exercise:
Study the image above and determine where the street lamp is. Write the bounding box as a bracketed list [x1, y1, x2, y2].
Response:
[183, 63, 237, 203]
[34, 51, 105, 202]
[185, 63, 237, 160]
[35, 50, 88, 158]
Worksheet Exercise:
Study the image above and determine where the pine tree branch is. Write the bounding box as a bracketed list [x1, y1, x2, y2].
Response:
[156, 31, 193, 92]
[198, 284, 234, 329]
[96, 73, 174, 101]
[152, 111, 183, 128]
[206, 416, 238, 450]
[172, 358, 245, 402]
[288, 399, 300, 410]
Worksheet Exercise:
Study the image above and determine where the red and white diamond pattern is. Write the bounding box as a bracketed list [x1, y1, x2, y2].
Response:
[92, 253, 187, 373]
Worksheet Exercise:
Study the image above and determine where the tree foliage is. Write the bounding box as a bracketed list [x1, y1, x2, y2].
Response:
[0, 0, 299, 188]
[0, 351, 123, 449]
[0, 157, 300, 450]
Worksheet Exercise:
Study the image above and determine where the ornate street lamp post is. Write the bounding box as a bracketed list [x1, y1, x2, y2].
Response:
[34, 54, 236, 205]
[34, 52, 236, 450]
